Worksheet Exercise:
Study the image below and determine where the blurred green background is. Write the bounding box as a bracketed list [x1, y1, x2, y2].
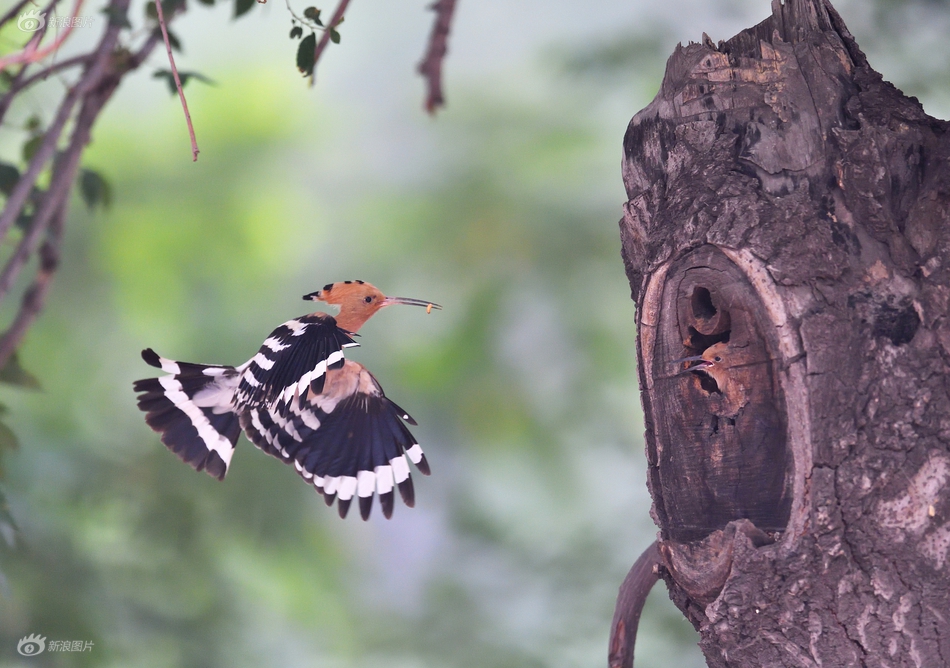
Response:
[0, 0, 948, 666]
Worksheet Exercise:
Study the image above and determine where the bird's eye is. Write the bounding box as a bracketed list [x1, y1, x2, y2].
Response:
[364, 295, 374, 303]
[714, 356, 722, 363]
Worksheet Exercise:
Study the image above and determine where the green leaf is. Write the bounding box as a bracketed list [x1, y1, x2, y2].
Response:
[234, 0, 255, 18]
[289, 25, 303, 39]
[196, 0, 215, 5]
[180, 71, 214, 89]
[329, 27, 340, 44]
[0, 163, 19, 197]
[24, 115, 42, 133]
[79, 169, 113, 211]
[303, 6, 320, 20]
[150, 27, 183, 51]
[153, 70, 176, 95]
[146, 0, 186, 20]
[296, 32, 316, 76]
[0, 352, 40, 390]
[101, 4, 132, 27]
[21, 135, 43, 163]
[152, 70, 215, 96]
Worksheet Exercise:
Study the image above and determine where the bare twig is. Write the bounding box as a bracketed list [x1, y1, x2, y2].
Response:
[0, 54, 93, 124]
[153, 0, 198, 161]
[417, 0, 457, 114]
[0, 76, 82, 246]
[308, 0, 350, 86]
[0, 0, 86, 71]
[0, 62, 32, 128]
[6, 54, 92, 95]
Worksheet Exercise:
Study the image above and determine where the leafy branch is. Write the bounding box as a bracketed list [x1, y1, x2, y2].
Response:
[286, 1, 348, 80]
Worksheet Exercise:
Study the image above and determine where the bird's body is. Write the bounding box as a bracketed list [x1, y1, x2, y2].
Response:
[134, 281, 440, 520]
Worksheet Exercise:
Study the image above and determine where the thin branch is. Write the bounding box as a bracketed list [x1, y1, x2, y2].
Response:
[0, 0, 60, 124]
[8, 54, 91, 93]
[0, 1, 161, 368]
[0, 202, 65, 368]
[0, 54, 92, 123]
[0, 75, 81, 245]
[282, 0, 317, 28]
[153, 0, 198, 161]
[0, 0, 128, 300]
[308, 0, 350, 87]
[416, 0, 457, 114]
[0, 51, 123, 366]
[0, 61, 32, 128]
[0, 0, 86, 71]
[0, 77, 113, 311]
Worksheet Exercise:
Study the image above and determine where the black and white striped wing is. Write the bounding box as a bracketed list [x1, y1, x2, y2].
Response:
[240, 369, 430, 521]
[233, 313, 358, 413]
[134, 349, 243, 480]
[302, 393, 430, 521]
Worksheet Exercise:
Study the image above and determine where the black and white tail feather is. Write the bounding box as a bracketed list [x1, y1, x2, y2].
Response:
[133, 348, 243, 480]
[133, 313, 430, 520]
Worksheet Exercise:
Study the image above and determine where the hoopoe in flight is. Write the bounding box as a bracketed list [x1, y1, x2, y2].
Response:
[133, 280, 441, 521]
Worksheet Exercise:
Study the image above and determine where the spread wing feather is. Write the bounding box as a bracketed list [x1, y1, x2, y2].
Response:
[233, 314, 357, 413]
[241, 373, 429, 521]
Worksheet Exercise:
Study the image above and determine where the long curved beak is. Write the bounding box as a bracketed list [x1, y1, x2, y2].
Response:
[381, 296, 443, 310]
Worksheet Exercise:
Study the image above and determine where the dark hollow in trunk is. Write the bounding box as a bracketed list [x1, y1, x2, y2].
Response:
[618, 0, 950, 665]
[650, 245, 793, 543]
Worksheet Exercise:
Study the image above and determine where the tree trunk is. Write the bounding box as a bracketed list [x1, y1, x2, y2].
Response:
[619, 0, 950, 665]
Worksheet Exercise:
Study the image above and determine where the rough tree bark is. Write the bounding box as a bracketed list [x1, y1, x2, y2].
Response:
[618, 0, 950, 665]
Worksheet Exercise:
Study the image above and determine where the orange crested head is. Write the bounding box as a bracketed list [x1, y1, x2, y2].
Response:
[303, 280, 441, 333]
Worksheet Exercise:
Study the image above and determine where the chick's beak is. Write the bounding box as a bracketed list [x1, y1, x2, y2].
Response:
[302, 291, 321, 301]
[671, 354, 711, 375]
